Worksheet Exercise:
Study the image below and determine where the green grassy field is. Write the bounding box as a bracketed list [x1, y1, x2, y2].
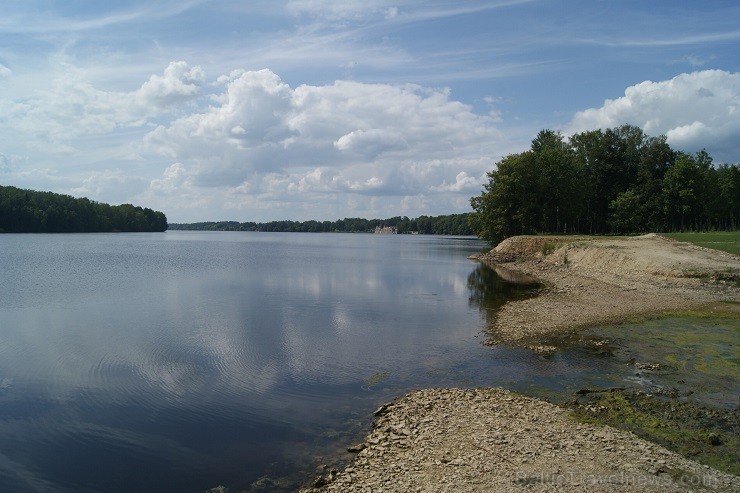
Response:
[663, 231, 740, 256]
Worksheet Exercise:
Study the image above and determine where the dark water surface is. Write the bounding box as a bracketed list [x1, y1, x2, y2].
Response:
[0, 231, 683, 492]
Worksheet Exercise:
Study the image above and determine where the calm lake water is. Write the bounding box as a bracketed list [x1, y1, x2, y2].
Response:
[0, 231, 695, 492]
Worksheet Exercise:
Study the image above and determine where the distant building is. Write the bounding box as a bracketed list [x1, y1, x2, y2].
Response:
[373, 225, 397, 234]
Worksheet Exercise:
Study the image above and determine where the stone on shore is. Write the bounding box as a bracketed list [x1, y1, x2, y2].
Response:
[301, 388, 739, 493]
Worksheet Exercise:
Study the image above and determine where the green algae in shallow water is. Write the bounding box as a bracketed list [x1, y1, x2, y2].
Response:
[562, 311, 740, 476]
[570, 390, 740, 476]
[631, 318, 739, 378]
[579, 315, 740, 409]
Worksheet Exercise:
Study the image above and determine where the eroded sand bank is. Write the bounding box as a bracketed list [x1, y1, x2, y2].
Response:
[475, 234, 739, 350]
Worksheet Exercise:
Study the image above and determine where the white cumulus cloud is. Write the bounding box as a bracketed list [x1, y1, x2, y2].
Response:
[136, 61, 205, 108]
[3, 61, 204, 142]
[145, 70, 501, 199]
[1, 60, 503, 221]
[334, 128, 408, 157]
[567, 70, 740, 162]
[431, 171, 480, 192]
[149, 162, 191, 192]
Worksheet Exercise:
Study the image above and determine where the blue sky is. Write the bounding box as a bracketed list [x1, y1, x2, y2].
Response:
[1, 0, 738, 222]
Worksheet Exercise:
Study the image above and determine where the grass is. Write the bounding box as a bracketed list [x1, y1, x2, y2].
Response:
[662, 231, 740, 256]
[540, 240, 566, 255]
[541, 242, 557, 255]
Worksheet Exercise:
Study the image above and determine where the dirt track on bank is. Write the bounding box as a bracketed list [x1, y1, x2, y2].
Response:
[301, 235, 740, 493]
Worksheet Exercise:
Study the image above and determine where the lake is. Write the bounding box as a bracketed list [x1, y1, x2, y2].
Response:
[0, 231, 659, 492]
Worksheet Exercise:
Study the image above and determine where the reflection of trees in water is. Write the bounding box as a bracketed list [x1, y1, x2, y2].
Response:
[467, 264, 539, 324]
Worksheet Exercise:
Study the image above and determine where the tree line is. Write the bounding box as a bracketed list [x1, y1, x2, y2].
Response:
[469, 125, 739, 244]
[169, 213, 473, 235]
[0, 185, 168, 233]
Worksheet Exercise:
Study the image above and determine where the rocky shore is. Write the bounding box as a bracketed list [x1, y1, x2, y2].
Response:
[301, 388, 739, 492]
[301, 235, 739, 492]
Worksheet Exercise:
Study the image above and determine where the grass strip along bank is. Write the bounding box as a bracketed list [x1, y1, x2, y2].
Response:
[663, 231, 740, 256]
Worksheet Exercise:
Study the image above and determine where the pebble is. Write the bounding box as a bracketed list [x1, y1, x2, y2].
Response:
[300, 388, 739, 493]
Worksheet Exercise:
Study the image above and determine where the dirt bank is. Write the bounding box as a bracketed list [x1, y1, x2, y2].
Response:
[300, 235, 739, 492]
[472, 234, 739, 350]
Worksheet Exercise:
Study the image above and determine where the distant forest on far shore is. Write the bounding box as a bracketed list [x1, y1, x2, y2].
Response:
[0, 185, 168, 233]
[169, 213, 473, 235]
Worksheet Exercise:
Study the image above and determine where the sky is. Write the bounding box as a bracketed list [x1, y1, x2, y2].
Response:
[0, 1, 738, 223]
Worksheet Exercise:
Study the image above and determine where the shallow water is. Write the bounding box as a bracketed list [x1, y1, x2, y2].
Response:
[576, 318, 740, 409]
[0, 231, 732, 492]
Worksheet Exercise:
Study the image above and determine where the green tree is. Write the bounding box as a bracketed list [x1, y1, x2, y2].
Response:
[663, 152, 708, 231]
[470, 125, 735, 244]
[531, 130, 585, 233]
[608, 189, 643, 234]
[470, 152, 536, 244]
[632, 135, 675, 231]
[571, 126, 641, 234]
[713, 164, 740, 229]
[470, 130, 585, 242]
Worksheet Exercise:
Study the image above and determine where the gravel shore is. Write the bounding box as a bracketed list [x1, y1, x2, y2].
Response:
[302, 388, 739, 492]
[301, 235, 739, 492]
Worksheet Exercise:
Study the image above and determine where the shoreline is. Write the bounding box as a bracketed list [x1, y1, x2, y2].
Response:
[473, 234, 738, 351]
[301, 234, 739, 492]
[301, 388, 739, 492]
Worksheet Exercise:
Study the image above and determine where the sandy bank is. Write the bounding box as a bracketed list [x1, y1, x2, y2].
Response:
[473, 234, 739, 350]
[301, 235, 739, 492]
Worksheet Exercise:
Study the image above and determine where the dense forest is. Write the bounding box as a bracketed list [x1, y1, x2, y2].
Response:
[170, 213, 473, 235]
[0, 185, 168, 233]
[469, 125, 740, 244]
